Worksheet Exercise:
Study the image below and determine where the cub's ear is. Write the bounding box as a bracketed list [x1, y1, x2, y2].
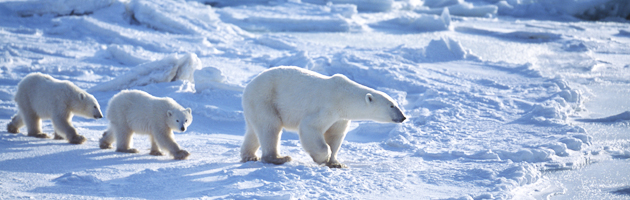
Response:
[167, 110, 173, 117]
[365, 93, 373, 105]
[79, 93, 85, 100]
[185, 108, 192, 114]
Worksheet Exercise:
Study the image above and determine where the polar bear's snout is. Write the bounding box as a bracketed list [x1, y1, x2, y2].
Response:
[180, 126, 185, 131]
[94, 113, 103, 119]
[391, 108, 406, 123]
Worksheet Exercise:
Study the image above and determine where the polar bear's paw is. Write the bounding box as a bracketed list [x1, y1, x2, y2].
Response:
[99, 141, 112, 149]
[28, 132, 49, 138]
[173, 150, 190, 160]
[262, 155, 292, 165]
[69, 135, 86, 144]
[117, 148, 139, 153]
[53, 133, 64, 140]
[241, 156, 260, 162]
[326, 161, 348, 168]
[150, 150, 163, 156]
[7, 123, 19, 133]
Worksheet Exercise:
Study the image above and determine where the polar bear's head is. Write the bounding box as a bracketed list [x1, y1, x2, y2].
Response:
[364, 91, 406, 123]
[167, 108, 193, 132]
[76, 93, 103, 119]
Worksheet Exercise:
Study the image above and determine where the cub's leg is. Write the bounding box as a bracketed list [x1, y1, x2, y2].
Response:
[149, 135, 163, 156]
[7, 113, 24, 133]
[114, 125, 138, 153]
[324, 120, 350, 168]
[22, 110, 48, 138]
[52, 116, 85, 144]
[99, 128, 115, 149]
[152, 129, 188, 160]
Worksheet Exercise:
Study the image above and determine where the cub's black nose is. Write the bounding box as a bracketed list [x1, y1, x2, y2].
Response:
[95, 114, 103, 119]
[180, 127, 185, 131]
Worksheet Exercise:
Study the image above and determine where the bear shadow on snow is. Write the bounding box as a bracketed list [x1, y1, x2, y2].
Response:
[0, 134, 166, 174]
[27, 162, 302, 199]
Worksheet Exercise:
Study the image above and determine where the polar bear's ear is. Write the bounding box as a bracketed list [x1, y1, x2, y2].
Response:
[167, 110, 173, 117]
[185, 108, 192, 114]
[365, 93, 373, 105]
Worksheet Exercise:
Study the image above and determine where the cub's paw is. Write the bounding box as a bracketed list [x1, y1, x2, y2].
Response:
[53, 133, 64, 140]
[99, 141, 112, 149]
[262, 155, 292, 165]
[28, 132, 49, 138]
[150, 150, 163, 156]
[7, 123, 19, 133]
[173, 150, 190, 160]
[116, 148, 139, 153]
[69, 135, 86, 144]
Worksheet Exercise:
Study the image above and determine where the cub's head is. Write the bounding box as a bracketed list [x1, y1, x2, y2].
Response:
[364, 91, 406, 123]
[76, 93, 103, 119]
[167, 108, 193, 132]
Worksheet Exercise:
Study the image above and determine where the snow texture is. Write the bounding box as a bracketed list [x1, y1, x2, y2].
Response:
[1, 0, 630, 199]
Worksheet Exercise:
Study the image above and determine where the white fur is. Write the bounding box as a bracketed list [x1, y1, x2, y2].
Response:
[240, 66, 406, 168]
[7, 72, 103, 144]
[99, 90, 192, 160]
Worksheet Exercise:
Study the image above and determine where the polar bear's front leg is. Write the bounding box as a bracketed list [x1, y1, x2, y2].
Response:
[324, 120, 350, 168]
[52, 117, 85, 144]
[153, 130, 189, 160]
[299, 118, 331, 165]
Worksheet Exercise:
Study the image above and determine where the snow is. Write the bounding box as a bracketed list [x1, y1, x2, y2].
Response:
[1, 0, 629, 199]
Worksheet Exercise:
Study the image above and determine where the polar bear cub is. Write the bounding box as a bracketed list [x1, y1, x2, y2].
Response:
[99, 90, 192, 160]
[7, 72, 103, 144]
[240, 66, 406, 168]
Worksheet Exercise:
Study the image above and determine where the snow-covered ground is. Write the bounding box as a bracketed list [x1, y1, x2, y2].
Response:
[1, 0, 629, 199]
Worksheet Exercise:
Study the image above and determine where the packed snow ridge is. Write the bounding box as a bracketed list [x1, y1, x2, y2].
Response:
[0, 0, 629, 199]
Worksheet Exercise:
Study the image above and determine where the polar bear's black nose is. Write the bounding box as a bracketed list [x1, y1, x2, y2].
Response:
[95, 114, 103, 119]
[180, 127, 185, 131]
[393, 116, 406, 123]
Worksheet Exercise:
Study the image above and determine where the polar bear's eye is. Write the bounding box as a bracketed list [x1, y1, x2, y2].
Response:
[390, 105, 394, 108]
[94, 106, 97, 108]
[185, 120, 187, 122]
[176, 120, 179, 122]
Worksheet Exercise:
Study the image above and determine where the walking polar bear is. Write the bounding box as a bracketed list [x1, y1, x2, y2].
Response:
[240, 66, 406, 168]
[100, 90, 192, 160]
[7, 73, 103, 144]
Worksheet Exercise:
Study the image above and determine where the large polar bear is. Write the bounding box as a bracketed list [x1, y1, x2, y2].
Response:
[240, 66, 407, 168]
[7, 73, 103, 144]
[99, 90, 192, 160]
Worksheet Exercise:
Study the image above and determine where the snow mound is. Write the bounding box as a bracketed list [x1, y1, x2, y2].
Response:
[89, 53, 201, 92]
[217, 2, 355, 32]
[371, 8, 451, 32]
[303, 0, 394, 12]
[414, 1, 497, 17]
[0, 0, 112, 17]
[130, 0, 216, 35]
[194, 67, 244, 92]
[53, 172, 102, 185]
[391, 37, 481, 62]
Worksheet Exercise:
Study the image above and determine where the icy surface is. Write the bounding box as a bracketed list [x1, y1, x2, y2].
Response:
[0, 0, 629, 199]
